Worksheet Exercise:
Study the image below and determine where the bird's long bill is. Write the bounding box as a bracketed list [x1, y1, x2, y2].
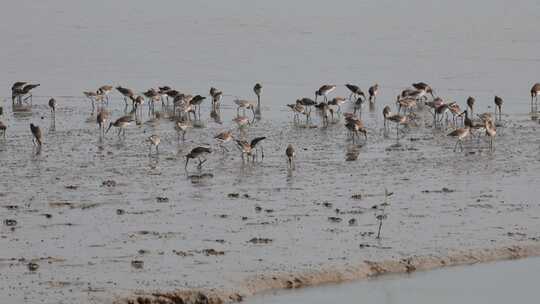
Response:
[106, 123, 113, 134]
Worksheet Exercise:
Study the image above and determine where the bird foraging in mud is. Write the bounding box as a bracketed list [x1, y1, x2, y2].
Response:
[214, 131, 233, 152]
[185, 147, 212, 170]
[447, 126, 470, 152]
[286, 144, 295, 169]
[147, 134, 160, 155]
[30, 123, 42, 146]
[96, 110, 108, 136]
[106, 115, 134, 137]
[315, 85, 336, 102]
[48, 98, 57, 114]
[494, 95, 504, 121]
[368, 84, 379, 103]
[0, 121, 6, 138]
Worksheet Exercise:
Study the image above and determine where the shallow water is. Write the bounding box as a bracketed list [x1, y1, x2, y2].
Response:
[2, 1, 540, 303]
[247, 257, 540, 304]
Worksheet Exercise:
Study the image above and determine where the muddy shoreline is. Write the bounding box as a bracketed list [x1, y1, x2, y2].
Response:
[120, 243, 540, 304]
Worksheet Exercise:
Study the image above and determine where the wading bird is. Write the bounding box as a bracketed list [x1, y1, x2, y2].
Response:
[106, 115, 134, 137]
[48, 98, 56, 114]
[494, 95, 503, 121]
[447, 126, 470, 152]
[286, 144, 295, 169]
[30, 123, 42, 146]
[368, 84, 379, 103]
[147, 134, 160, 155]
[185, 147, 211, 169]
[315, 85, 336, 102]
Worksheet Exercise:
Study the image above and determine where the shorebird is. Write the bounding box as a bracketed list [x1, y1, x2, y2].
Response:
[400, 88, 418, 99]
[0, 121, 6, 138]
[158, 86, 172, 105]
[97, 85, 113, 104]
[250, 136, 266, 160]
[484, 117, 496, 151]
[96, 110, 108, 136]
[328, 96, 347, 114]
[447, 126, 470, 152]
[345, 84, 365, 101]
[20, 84, 40, 104]
[175, 120, 192, 142]
[83, 91, 104, 111]
[147, 134, 160, 155]
[368, 84, 379, 103]
[382, 105, 391, 131]
[234, 99, 255, 117]
[235, 137, 266, 162]
[287, 103, 309, 124]
[190, 95, 206, 117]
[531, 83, 540, 113]
[185, 147, 211, 169]
[494, 95, 503, 121]
[412, 82, 434, 99]
[286, 144, 295, 169]
[315, 102, 330, 126]
[30, 123, 42, 146]
[233, 116, 250, 128]
[253, 83, 262, 108]
[143, 88, 160, 112]
[48, 98, 56, 114]
[448, 102, 463, 126]
[345, 118, 367, 143]
[296, 97, 317, 115]
[386, 114, 408, 139]
[433, 103, 450, 127]
[116, 86, 134, 106]
[214, 131, 233, 152]
[106, 115, 134, 137]
[210, 88, 223, 107]
[11, 82, 26, 103]
[315, 85, 336, 102]
[466, 96, 475, 116]
[397, 97, 417, 114]
[235, 140, 254, 162]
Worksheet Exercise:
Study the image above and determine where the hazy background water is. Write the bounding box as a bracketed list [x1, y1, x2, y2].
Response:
[1, 0, 540, 112]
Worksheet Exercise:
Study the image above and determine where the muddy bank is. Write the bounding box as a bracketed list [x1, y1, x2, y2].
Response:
[120, 244, 540, 304]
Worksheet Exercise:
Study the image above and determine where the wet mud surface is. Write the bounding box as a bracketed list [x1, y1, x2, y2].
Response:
[2, 1, 540, 303]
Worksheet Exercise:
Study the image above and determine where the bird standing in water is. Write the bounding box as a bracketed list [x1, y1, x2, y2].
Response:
[48, 98, 57, 114]
[185, 147, 211, 170]
[286, 144, 295, 169]
[147, 134, 160, 155]
[494, 95, 503, 122]
[253, 83, 262, 109]
[30, 123, 42, 146]
[97, 110, 108, 136]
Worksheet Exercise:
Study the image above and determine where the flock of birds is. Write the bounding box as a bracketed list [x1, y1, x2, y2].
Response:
[2, 80, 540, 170]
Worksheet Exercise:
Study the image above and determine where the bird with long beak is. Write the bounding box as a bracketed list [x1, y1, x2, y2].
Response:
[315, 85, 336, 102]
[106, 115, 133, 137]
[286, 144, 295, 169]
[185, 147, 211, 169]
[30, 123, 42, 146]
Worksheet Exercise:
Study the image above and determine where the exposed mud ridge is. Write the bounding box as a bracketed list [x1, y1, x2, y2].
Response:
[120, 290, 242, 304]
[119, 244, 540, 304]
